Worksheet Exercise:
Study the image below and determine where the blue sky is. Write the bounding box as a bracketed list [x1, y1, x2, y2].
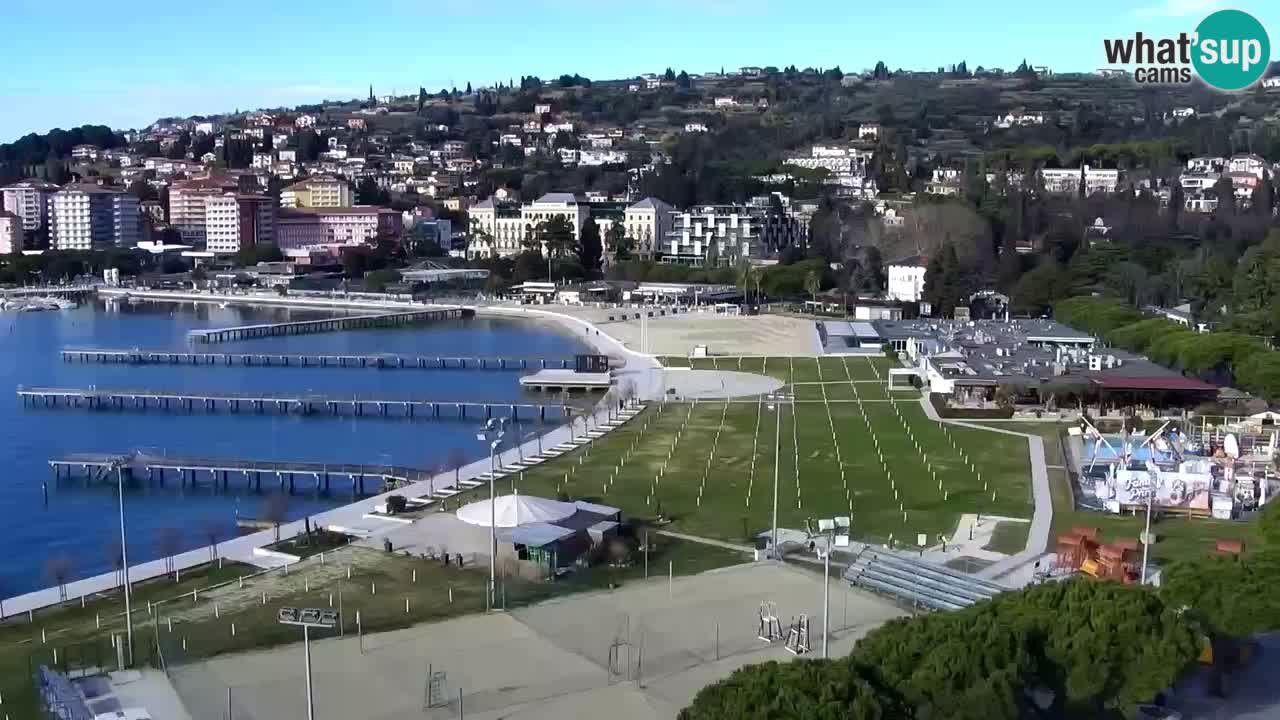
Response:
[1, 0, 1276, 143]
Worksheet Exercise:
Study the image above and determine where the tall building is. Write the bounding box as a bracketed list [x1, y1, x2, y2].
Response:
[50, 184, 141, 251]
[1, 179, 59, 238]
[280, 175, 354, 209]
[0, 211, 23, 253]
[204, 194, 277, 255]
[169, 175, 239, 245]
[886, 255, 929, 303]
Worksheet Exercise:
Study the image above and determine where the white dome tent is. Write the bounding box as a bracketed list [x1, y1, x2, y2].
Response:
[455, 494, 577, 528]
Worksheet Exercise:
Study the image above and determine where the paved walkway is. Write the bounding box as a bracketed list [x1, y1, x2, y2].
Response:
[917, 396, 1052, 585]
[653, 529, 754, 554]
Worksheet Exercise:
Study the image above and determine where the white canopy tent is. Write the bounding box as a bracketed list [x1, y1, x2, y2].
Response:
[455, 494, 577, 529]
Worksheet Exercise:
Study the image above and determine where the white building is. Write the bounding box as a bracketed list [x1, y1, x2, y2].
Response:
[1186, 156, 1225, 173]
[684, 123, 709, 133]
[50, 184, 141, 251]
[886, 255, 928, 303]
[467, 193, 589, 259]
[713, 96, 738, 107]
[858, 123, 879, 140]
[534, 103, 552, 115]
[660, 204, 808, 264]
[1228, 153, 1267, 179]
[623, 197, 674, 260]
[294, 114, 317, 129]
[0, 211, 23, 253]
[1172, 107, 1195, 119]
[204, 194, 276, 255]
[993, 111, 1045, 129]
[1263, 77, 1280, 89]
[70, 145, 100, 162]
[926, 168, 963, 195]
[578, 150, 627, 166]
[193, 121, 218, 135]
[170, 175, 240, 245]
[1, 179, 59, 235]
[1040, 166, 1120, 195]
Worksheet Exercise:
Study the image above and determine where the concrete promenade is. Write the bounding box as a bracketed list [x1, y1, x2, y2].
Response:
[917, 395, 1052, 584]
[2, 300, 665, 619]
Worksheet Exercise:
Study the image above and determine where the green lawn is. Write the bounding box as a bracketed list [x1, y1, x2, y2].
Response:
[473, 397, 1033, 548]
[985, 521, 1031, 555]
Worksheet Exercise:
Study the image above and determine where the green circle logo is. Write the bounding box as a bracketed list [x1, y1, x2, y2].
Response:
[1192, 9, 1270, 91]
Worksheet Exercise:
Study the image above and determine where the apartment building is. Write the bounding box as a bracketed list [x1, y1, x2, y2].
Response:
[1039, 166, 1120, 195]
[169, 175, 240, 245]
[50, 184, 140, 251]
[1, 179, 59, 236]
[0, 211, 22, 253]
[660, 203, 809, 264]
[886, 255, 929, 303]
[204, 194, 277, 255]
[280, 175, 354, 209]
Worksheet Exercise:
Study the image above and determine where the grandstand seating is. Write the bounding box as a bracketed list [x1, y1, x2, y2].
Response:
[844, 549, 1007, 611]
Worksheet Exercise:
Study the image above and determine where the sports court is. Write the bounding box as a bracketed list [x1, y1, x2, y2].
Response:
[169, 561, 905, 719]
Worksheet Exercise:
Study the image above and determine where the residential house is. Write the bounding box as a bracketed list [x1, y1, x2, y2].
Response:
[993, 110, 1044, 129]
[1172, 107, 1195, 119]
[294, 114, 317, 129]
[534, 103, 552, 115]
[347, 118, 367, 130]
[684, 123, 709, 133]
[926, 168, 963, 195]
[858, 123, 880, 140]
[1039, 166, 1120, 195]
[713, 96, 738, 107]
[70, 145, 100, 162]
[886, 255, 928, 303]
[1228, 153, 1267, 179]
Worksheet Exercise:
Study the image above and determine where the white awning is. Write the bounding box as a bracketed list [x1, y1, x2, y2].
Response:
[455, 494, 576, 528]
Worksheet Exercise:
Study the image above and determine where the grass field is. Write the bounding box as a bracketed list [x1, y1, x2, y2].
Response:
[457, 355, 1032, 548]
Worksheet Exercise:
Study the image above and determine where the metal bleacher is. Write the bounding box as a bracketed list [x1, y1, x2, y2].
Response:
[844, 548, 1008, 611]
[37, 666, 93, 720]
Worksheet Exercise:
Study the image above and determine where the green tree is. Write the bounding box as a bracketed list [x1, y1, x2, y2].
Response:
[605, 223, 632, 262]
[804, 269, 820, 302]
[922, 244, 966, 317]
[578, 219, 603, 273]
[680, 659, 902, 720]
[535, 216, 576, 258]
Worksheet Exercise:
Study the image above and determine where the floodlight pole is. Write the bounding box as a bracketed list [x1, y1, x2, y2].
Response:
[823, 537, 831, 659]
[771, 398, 781, 559]
[488, 440, 498, 609]
[117, 465, 133, 666]
[1140, 482, 1153, 585]
[303, 624, 315, 720]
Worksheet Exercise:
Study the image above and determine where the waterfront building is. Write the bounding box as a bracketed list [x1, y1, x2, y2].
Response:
[50, 184, 141, 251]
[204, 194, 277, 255]
[169, 175, 239, 245]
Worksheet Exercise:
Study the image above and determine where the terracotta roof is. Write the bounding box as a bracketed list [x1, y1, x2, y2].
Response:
[1089, 375, 1217, 392]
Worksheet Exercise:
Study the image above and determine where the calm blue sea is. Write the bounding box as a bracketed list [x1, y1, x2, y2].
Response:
[0, 300, 588, 596]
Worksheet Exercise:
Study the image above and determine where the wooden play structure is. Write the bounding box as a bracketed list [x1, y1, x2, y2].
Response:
[1053, 527, 1140, 583]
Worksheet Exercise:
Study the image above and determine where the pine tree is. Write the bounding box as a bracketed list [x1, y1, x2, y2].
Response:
[465, 81, 472, 95]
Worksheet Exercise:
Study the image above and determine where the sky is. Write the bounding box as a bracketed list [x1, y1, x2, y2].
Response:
[2, 0, 1278, 143]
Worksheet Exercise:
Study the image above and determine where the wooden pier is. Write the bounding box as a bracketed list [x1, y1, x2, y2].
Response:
[61, 347, 574, 371]
[185, 307, 470, 344]
[18, 386, 571, 421]
[48, 452, 438, 495]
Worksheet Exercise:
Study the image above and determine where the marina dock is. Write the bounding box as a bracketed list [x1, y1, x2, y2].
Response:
[49, 452, 439, 495]
[18, 386, 571, 421]
[61, 347, 575, 371]
[185, 307, 470, 343]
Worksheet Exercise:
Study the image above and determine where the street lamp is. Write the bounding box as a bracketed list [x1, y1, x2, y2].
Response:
[277, 606, 339, 720]
[810, 516, 850, 659]
[115, 463, 133, 666]
[478, 418, 507, 610]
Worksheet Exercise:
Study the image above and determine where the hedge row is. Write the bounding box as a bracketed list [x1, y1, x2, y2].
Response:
[1054, 297, 1280, 401]
[929, 393, 1015, 419]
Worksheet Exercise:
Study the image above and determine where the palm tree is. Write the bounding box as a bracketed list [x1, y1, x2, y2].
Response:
[804, 269, 821, 304]
[737, 261, 756, 304]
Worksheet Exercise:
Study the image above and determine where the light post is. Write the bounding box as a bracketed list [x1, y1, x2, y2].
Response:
[478, 418, 507, 610]
[765, 393, 793, 559]
[116, 464, 133, 666]
[277, 606, 339, 720]
[809, 516, 850, 659]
